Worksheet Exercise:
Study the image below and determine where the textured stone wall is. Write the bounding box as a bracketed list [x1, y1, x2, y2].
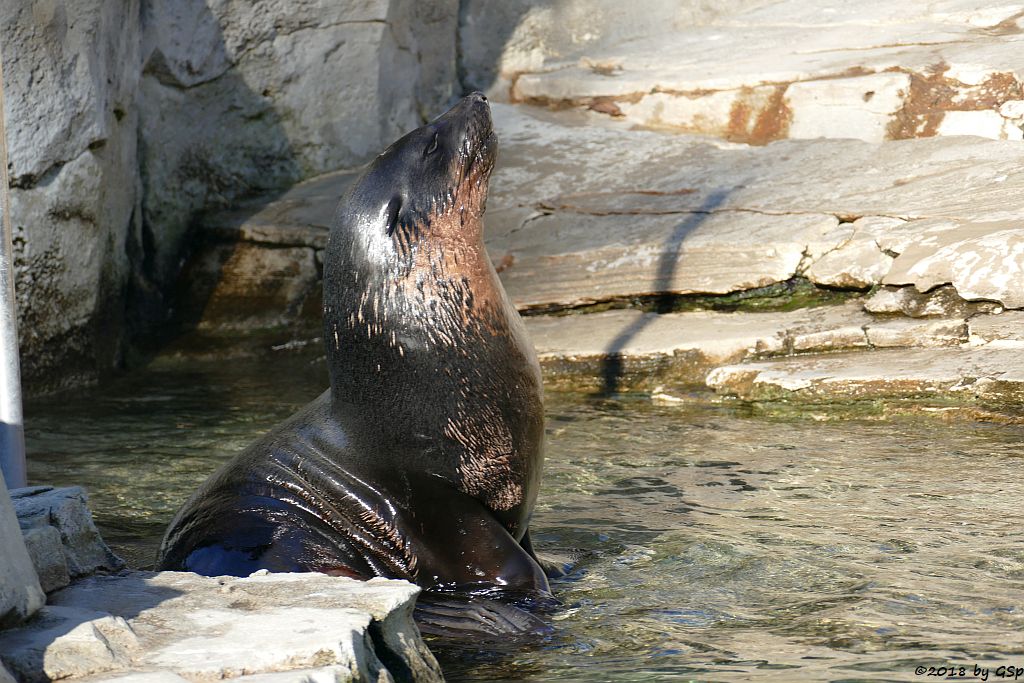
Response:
[2, 0, 458, 394]
[3, 0, 143, 393]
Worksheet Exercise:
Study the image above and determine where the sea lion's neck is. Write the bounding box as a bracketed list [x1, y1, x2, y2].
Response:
[322, 213, 531, 435]
[323, 191, 544, 524]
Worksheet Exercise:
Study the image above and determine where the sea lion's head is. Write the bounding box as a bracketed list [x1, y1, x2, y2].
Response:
[330, 92, 498, 274]
[324, 92, 509, 383]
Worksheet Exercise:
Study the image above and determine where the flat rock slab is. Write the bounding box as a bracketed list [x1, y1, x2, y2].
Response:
[525, 301, 969, 391]
[0, 571, 442, 683]
[706, 347, 1024, 406]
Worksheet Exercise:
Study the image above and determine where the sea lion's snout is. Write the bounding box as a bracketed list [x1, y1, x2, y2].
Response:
[431, 92, 497, 179]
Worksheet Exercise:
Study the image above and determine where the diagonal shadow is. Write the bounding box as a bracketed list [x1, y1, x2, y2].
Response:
[600, 189, 731, 395]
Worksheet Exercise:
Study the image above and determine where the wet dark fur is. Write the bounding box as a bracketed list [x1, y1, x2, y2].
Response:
[158, 94, 550, 598]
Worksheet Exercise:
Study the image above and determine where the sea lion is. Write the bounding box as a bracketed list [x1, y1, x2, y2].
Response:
[157, 93, 550, 599]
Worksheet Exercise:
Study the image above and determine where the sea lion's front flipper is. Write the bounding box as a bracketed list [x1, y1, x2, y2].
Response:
[400, 476, 549, 594]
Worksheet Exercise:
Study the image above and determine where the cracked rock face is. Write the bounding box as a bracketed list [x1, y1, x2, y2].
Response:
[463, 0, 1024, 144]
[138, 0, 460, 289]
[485, 104, 1024, 312]
[2, 0, 142, 394]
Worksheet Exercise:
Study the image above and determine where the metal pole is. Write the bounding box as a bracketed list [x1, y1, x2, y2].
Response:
[0, 42, 27, 489]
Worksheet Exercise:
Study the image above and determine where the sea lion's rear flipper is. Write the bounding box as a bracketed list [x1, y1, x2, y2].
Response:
[413, 592, 553, 638]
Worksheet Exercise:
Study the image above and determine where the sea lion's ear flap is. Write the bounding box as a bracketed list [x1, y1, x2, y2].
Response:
[384, 196, 402, 237]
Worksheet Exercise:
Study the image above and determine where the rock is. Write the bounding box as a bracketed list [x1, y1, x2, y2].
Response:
[524, 301, 971, 391]
[0, 571, 442, 683]
[179, 243, 322, 331]
[863, 317, 967, 348]
[476, 1, 1024, 143]
[2, 0, 459, 394]
[491, 211, 842, 307]
[968, 311, 1024, 347]
[11, 487, 124, 586]
[804, 217, 903, 289]
[20, 526, 71, 594]
[178, 102, 1024, 322]
[706, 346, 1024, 405]
[882, 222, 1024, 308]
[787, 74, 912, 144]
[2, 0, 142, 394]
[486, 104, 1024, 310]
[0, 663, 16, 683]
[0, 473, 45, 629]
[937, 110, 1022, 140]
[137, 0, 459, 289]
[863, 284, 1002, 318]
[0, 606, 140, 683]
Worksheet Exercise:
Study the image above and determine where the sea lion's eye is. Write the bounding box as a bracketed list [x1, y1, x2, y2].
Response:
[425, 134, 438, 156]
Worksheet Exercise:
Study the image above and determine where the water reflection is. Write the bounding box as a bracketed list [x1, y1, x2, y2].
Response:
[23, 347, 1024, 681]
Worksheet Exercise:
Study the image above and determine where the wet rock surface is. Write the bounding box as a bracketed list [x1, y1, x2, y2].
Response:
[0, 572, 442, 683]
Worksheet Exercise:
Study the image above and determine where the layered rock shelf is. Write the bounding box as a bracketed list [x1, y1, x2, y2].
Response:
[181, 101, 1024, 416]
[468, 0, 1024, 144]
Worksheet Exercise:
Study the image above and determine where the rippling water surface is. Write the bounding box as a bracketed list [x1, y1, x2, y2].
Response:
[24, 345, 1024, 681]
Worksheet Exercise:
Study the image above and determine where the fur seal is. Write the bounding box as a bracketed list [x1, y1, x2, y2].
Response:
[157, 93, 550, 598]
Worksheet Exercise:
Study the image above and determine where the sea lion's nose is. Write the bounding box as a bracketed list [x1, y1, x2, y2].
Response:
[469, 91, 488, 103]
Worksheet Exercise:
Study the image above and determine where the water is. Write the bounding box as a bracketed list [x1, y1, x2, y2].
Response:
[24, 342, 1024, 681]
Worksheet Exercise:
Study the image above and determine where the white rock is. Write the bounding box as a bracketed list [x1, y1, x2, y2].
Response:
[863, 284, 1000, 318]
[0, 605, 137, 682]
[706, 347, 1024, 403]
[968, 310, 1024, 346]
[0, 473, 45, 629]
[864, 317, 967, 347]
[937, 110, 1011, 139]
[804, 217, 904, 288]
[998, 99, 1024, 119]
[491, 210, 841, 307]
[883, 224, 1024, 308]
[525, 301, 974, 389]
[787, 74, 910, 143]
